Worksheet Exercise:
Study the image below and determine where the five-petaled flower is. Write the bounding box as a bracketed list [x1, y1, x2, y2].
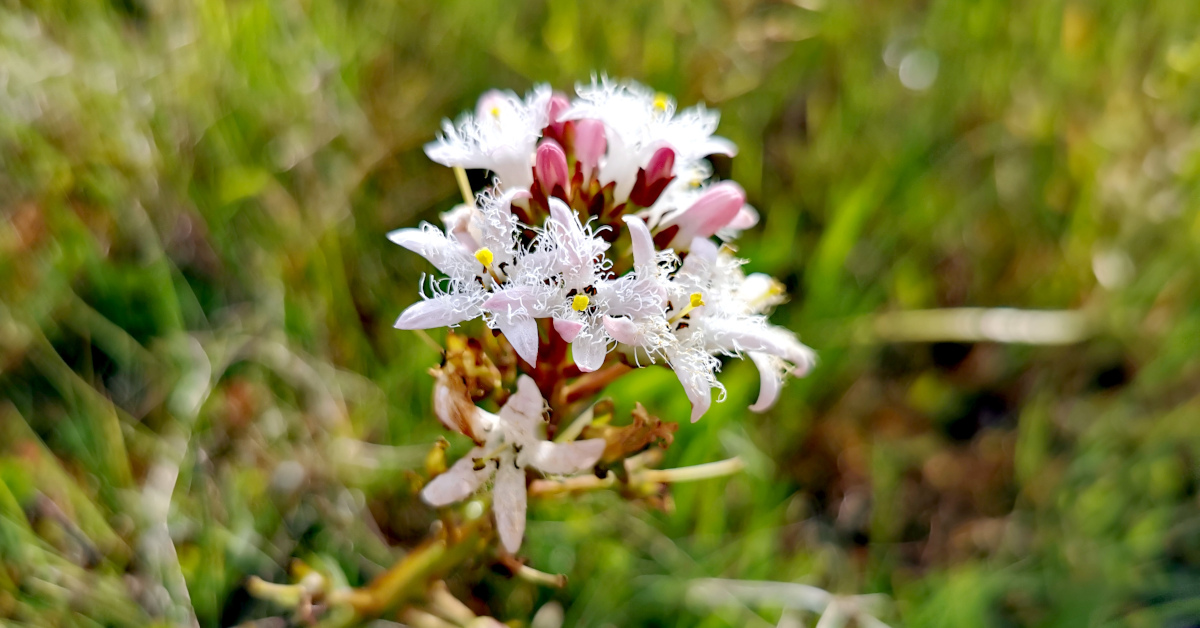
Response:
[421, 375, 606, 553]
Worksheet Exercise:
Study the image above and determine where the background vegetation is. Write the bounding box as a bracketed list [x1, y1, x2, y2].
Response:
[3, 0, 1200, 625]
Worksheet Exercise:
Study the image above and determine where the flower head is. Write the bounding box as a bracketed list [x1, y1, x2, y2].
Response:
[396, 78, 814, 423]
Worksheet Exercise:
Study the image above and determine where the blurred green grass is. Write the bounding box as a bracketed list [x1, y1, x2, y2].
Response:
[3, 0, 1200, 626]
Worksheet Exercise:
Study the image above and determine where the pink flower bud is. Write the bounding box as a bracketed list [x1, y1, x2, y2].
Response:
[535, 139, 569, 197]
[544, 92, 571, 142]
[628, 145, 676, 207]
[644, 145, 675, 187]
[573, 119, 606, 180]
[667, 181, 746, 246]
[547, 93, 570, 125]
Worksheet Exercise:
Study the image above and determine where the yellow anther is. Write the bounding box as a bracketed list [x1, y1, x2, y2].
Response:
[571, 294, 590, 311]
[670, 292, 706, 325]
[489, 106, 501, 118]
[474, 247, 494, 267]
[653, 93, 670, 111]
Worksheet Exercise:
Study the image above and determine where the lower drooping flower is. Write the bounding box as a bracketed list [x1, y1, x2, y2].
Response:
[421, 375, 606, 553]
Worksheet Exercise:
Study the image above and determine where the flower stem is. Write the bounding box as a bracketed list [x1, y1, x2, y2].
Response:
[514, 564, 568, 588]
[635, 457, 745, 484]
[453, 167, 474, 207]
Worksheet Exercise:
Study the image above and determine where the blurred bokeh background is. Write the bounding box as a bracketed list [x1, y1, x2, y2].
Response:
[4, 0, 1200, 626]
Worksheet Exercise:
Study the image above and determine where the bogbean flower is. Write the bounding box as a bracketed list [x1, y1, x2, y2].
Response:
[395, 77, 815, 424]
[421, 375, 606, 553]
[425, 86, 553, 191]
[663, 237, 817, 421]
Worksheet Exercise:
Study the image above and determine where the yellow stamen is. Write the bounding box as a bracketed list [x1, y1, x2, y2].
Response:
[474, 247, 494, 267]
[653, 93, 670, 111]
[489, 106, 501, 118]
[670, 292, 705, 324]
[571, 294, 590, 311]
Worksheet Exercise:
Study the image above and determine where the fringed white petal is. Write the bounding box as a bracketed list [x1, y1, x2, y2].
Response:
[387, 225, 473, 276]
[395, 296, 477, 330]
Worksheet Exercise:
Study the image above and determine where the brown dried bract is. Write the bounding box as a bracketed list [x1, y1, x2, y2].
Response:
[582, 402, 678, 464]
[431, 332, 505, 443]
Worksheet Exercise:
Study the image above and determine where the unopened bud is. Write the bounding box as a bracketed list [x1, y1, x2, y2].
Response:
[665, 181, 746, 248]
[545, 92, 571, 142]
[644, 146, 675, 187]
[573, 119, 607, 180]
[536, 140, 569, 198]
[548, 93, 570, 125]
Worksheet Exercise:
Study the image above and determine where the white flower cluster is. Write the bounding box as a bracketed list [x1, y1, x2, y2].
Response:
[392, 77, 815, 424]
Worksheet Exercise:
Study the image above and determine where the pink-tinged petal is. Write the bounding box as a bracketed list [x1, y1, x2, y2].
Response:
[536, 139, 569, 197]
[667, 181, 746, 246]
[494, 460, 527, 553]
[573, 119, 606, 179]
[395, 296, 476, 330]
[484, 287, 546, 365]
[643, 145, 675, 187]
[553, 317, 585, 343]
[748, 352, 782, 413]
[526, 439, 606, 474]
[421, 449, 491, 507]
[571, 331, 608, 373]
[623, 215, 656, 274]
[494, 315, 540, 366]
[727, 205, 759, 231]
[602, 316, 640, 345]
[483, 286, 537, 312]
